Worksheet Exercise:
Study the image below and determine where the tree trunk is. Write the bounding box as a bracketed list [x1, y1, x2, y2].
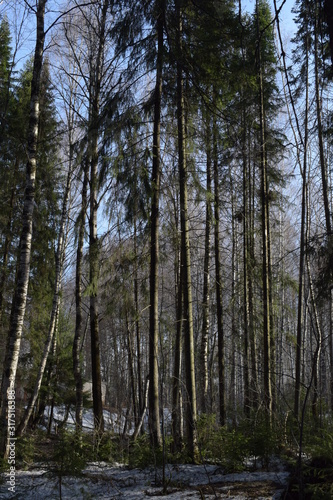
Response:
[324, 0, 333, 71]
[148, 0, 164, 449]
[172, 239, 183, 452]
[0, 0, 47, 458]
[242, 113, 250, 417]
[126, 314, 138, 425]
[200, 123, 212, 414]
[213, 113, 225, 427]
[133, 215, 143, 420]
[315, 0, 332, 236]
[73, 159, 88, 433]
[176, 0, 198, 462]
[294, 35, 309, 420]
[256, 0, 272, 419]
[89, 0, 109, 434]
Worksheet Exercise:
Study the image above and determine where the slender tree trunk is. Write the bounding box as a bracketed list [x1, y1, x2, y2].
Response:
[148, 0, 164, 449]
[212, 113, 225, 427]
[73, 160, 88, 433]
[295, 37, 309, 420]
[126, 314, 138, 424]
[133, 215, 143, 420]
[256, 0, 272, 419]
[230, 173, 238, 421]
[249, 152, 258, 406]
[315, 0, 331, 236]
[176, 0, 198, 462]
[242, 113, 250, 417]
[0, 0, 47, 458]
[200, 124, 212, 414]
[172, 239, 183, 452]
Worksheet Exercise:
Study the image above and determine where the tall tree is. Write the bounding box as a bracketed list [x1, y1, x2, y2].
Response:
[148, 0, 165, 450]
[88, 0, 109, 433]
[175, 0, 199, 462]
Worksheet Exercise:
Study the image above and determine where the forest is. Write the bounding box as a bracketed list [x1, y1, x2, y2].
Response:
[1, 0, 333, 497]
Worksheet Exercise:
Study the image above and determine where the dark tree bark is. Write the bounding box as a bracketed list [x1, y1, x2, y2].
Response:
[315, 0, 332, 237]
[324, 0, 333, 70]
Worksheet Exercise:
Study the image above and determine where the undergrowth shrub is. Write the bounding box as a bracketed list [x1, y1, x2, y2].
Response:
[129, 434, 160, 468]
[197, 412, 283, 471]
[51, 430, 89, 476]
[197, 414, 248, 470]
[16, 433, 36, 467]
[245, 416, 281, 468]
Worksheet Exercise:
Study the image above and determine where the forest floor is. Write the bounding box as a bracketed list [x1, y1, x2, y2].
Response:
[1, 406, 333, 498]
[0, 461, 290, 499]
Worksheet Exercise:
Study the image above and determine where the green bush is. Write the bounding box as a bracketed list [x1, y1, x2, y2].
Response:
[16, 433, 36, 467]
[51, 430, 89, 476]
[245, 417, 280, 468]
[197, 414, 249, 470]
[128, 434, 162, 468]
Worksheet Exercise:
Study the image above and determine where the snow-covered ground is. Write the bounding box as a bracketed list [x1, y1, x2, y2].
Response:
[0, 462, 290, 499]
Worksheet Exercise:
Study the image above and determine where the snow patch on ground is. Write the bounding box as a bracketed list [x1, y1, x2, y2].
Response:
[0, 462, 289, 499]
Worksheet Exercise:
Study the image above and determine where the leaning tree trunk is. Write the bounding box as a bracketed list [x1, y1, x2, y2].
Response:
[0, 0, 47, 458]
[176, 0, 198, 463]
[148, 0, 165, 450]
